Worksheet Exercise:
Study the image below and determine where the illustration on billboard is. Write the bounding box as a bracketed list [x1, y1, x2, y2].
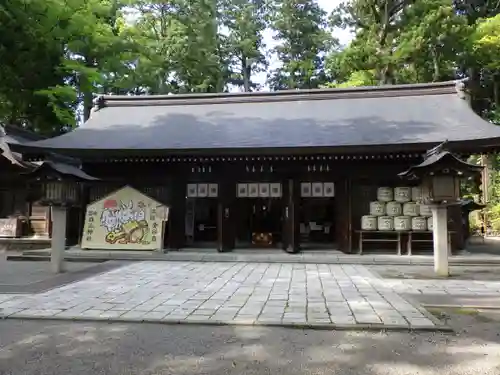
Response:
[82, 186, 168, 250]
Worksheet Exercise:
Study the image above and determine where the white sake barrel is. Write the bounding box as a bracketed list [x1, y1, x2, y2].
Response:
[411, 186, 422, 202]
[361, 215, 377, 230]
[412, 216, 427, 231]
[377, 187, 393, 202]
[403, 202, 419, 216]
[386, 201, 402, 216]
[378, 216, 394, 231]
[394, 187, 411, 203]
[394, 216, 411, 231]
[369, 201, 386, 216]
[427, 217, 433, 231]
[418, 204, 432, 217]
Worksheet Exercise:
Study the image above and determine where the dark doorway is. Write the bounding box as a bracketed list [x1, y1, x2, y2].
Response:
[235, 198, 283, 248]
[299, 197, 336, 250]
[185, 198, 218, 247]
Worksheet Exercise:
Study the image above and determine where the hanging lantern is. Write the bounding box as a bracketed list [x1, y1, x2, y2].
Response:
[399, 142, 482, 205]
[37, 178, 80, 207]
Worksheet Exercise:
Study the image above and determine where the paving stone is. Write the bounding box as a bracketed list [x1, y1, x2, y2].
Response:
[409, 318, 435, 327]
[142, 311, 168, 320]
[0, 308, 26, 317]
[99, 310, 125, 319]
[331, 317, 357, 324]
[353, 314, 382, 324]
[4, 261, 476, 329]
[191, 309, 217, 315]
[78, 309, 108, 318]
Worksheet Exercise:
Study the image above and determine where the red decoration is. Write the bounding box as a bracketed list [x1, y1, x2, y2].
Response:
[103, 199, 117, 209]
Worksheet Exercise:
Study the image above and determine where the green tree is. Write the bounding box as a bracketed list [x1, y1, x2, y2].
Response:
[268, 0, 333, 90]
[0, 0, 71, 134]
[127, 0, 229, 94]
[470, 13, 500, 120]
[221, 0, 268, 91]
[330, 0, 417, 85]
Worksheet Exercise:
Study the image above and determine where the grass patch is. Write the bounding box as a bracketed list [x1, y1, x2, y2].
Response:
[426, 307, 499, 324]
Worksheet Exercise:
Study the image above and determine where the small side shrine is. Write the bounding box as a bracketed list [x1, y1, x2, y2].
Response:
[399, 141, 483, 275]
[81, 185, 169, 251]
[23, 153, 99, 273]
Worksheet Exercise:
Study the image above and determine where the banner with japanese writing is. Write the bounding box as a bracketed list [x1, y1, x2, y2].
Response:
[81, 186, 169, 250]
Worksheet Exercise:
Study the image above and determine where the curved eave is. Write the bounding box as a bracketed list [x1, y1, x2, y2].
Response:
[9, 79, 500, 157]
[10, 137, 500, 160]
[26, 161, 99, 181]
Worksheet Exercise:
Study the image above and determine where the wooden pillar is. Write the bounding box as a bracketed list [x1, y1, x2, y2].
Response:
[168, 179, 186, 250]
[77, 185, 90, 245]
[217, 181, 235, 252]
[283, 179, 300, 253]
[336, 178, 351, 253]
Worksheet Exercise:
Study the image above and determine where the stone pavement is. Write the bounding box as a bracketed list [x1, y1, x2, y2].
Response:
[0, 262, 442, 330]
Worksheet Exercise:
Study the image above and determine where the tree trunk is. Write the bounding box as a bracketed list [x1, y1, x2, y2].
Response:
[493, 73, 500, 108]
[467, 66, 483, 115]
[242, 57, 251, 92]
[431, 47, 440, 82]
[82, 90, 93, 123]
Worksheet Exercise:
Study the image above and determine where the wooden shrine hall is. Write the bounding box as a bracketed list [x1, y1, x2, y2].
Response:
[7, 79, 500, 254]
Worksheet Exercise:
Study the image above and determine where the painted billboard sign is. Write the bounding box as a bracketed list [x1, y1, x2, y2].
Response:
[81, 186, 168, 250]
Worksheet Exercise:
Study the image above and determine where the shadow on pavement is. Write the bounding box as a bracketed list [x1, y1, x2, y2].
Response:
[0, 254, 130, 293]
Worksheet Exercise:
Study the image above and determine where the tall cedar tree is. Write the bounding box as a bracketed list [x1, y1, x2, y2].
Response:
[268, 0, 333, 90]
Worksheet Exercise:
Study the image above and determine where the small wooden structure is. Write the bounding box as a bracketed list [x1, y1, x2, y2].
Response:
[7, 80, 500, 254]
[0, 125, 51, 249]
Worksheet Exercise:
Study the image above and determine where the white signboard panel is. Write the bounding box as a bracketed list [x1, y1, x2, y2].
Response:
[270, 183, 282, 197]
[259, 183, 270, 197]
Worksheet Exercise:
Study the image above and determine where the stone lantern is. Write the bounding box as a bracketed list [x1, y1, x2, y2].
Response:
[399, 142, 482, 276]
[26, 154, 98, 273]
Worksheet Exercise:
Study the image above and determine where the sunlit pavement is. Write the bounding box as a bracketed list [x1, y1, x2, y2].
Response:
[2, 261, 500, 329]
[0, 262, 451, 329]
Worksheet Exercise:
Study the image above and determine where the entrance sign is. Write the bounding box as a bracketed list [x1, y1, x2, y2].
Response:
[186, 183, 218, 198]
[301, 182, 335, 197]
[81, 186, 168, 250]
[237, 183, 282, 198]
[270, 183, 282, 197]
[259, 183, 270, 197]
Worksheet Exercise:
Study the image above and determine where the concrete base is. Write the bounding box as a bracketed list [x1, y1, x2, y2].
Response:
[432, 206, 449, 277]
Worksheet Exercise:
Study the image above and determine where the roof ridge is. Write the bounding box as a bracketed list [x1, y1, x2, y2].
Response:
[93, 80, 464, 110]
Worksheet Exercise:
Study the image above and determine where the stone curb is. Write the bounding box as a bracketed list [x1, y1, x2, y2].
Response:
[399, 294, 449, 329]
[0, 314, 454, 333]
[8, 254, 500, 267]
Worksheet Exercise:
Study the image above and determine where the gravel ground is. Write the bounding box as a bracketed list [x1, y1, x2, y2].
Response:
[0, 311, 499, 375]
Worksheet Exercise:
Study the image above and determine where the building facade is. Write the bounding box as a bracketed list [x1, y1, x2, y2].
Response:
[8, 80, 500, 254]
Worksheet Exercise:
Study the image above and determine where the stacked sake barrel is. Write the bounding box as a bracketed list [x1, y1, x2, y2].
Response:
[412, 186, 433, 231]
[361, 186, 433, 231]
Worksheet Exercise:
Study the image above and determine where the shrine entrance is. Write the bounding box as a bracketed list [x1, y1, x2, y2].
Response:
[184, 183, 219, 247]
[235, 182, 283, 248]
[299, 181, 337, 250]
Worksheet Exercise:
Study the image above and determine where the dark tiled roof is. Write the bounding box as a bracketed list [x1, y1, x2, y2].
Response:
[398, 150, 483, 179]
[10, 80, 500, 154]
[30, 160, 99, 180]
[29, 153, 99, 180]
[1, 124, 46, 144]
